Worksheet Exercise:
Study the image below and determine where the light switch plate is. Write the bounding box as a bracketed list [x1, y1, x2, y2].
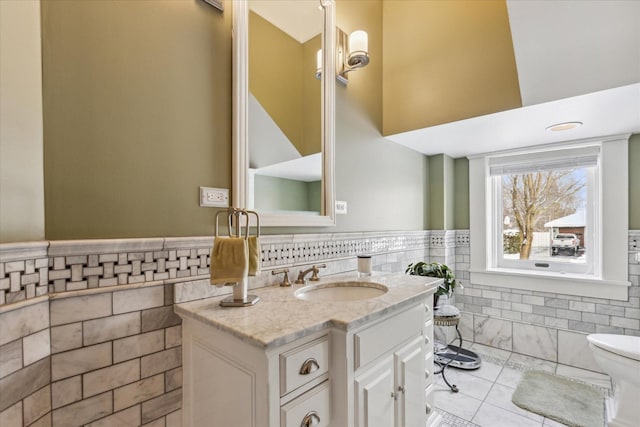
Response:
[200, 187, 229, 208]
[336, 200, 347, 215]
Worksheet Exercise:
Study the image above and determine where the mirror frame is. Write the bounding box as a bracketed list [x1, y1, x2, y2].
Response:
[232, 0, 336, 227]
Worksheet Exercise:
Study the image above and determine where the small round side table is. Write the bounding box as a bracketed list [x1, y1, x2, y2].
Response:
[433, 309, 462, 393]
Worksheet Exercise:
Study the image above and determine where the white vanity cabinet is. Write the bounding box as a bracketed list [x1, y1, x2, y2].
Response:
[181, 318, 331, 427]
[176, 273, 441, 427]
[354, 336, 424, 426]
[350, 302, 436, 427]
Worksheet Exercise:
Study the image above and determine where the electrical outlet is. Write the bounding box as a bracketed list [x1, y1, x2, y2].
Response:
[200, 187, 229, 207]
[336, 200, 347, 215]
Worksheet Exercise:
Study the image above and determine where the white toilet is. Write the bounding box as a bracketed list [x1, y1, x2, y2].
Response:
[587, 334, 640, 427]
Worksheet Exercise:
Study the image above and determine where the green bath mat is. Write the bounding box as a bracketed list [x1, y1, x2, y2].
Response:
[512, 370, 605, 427]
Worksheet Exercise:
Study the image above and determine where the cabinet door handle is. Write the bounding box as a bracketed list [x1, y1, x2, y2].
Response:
[299, 358, 320, 375]
[426, 403, 432, 414]
[398, 385, 406, 394]
[300, 410, 320, 427]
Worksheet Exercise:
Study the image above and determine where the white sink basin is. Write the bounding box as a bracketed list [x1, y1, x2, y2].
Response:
[294, 281, 388, 302]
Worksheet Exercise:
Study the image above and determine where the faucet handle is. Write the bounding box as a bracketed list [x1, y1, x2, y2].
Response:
[310, 264, 327, 281]
[272, 269, 292, 287]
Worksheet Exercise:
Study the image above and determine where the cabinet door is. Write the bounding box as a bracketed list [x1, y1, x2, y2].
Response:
[355, 357, 395, 427]
[395, 336, 426, 427]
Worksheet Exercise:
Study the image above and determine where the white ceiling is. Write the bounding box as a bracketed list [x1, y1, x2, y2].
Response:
[387, 83, 640, 158]
[386, 0, 640, 157]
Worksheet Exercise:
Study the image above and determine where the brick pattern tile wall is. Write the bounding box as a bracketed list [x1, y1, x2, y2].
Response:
[453, 230, 640, 371]
[0, 299, 51, 427]
[49, 284, 182, 426]
[0, 231, 433, 426]
[2, 230, 638, 424]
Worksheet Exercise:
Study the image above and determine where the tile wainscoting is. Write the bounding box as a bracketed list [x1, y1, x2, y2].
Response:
[1, 230, 637, 425]
[0, 230, 435, 426]
[453, 230, 640, 373]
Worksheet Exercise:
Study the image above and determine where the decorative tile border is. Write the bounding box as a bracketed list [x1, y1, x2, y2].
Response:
[2, 229, 635, 309]
[260, 231, 431, 267]
[0, 243, 50, 305]
[455, 230, 470, 247]
[0, 230, 466, 307]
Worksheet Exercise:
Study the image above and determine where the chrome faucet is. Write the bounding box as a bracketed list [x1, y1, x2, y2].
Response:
[295, 264, 326, 284]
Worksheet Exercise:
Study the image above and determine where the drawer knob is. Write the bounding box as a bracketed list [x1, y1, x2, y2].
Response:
[299, 358, 320, 375]
[300, 410, 320, 427]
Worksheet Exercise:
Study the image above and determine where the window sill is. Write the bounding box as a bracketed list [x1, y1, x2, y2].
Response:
[470, 268, 630, 300]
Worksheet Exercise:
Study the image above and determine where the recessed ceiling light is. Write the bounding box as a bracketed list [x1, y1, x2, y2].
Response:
[545, 121, 583, 132]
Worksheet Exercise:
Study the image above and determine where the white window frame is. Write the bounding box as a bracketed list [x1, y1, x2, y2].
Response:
[490, 146, 598, 275]
[469, 135, 630, 301]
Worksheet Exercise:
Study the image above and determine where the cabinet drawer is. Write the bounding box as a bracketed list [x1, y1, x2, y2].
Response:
[280, 382, 330, 427]
[425, 300, 433, 320]
[424, 319, 433, 349]
[280, 336, 329, 396]
[354, 304, 424, 370]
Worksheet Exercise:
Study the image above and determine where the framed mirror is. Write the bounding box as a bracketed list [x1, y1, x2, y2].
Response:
[233, 0, 336, 227]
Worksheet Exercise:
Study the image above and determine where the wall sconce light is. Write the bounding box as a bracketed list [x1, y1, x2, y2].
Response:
[316, 28, 370, 85]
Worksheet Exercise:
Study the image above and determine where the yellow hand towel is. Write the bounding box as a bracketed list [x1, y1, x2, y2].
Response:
[210, 237, 248, 286]
[248, 235, 261, 276]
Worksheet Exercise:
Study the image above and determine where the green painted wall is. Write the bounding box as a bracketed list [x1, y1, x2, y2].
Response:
[6, 0, 633, 241]
[444, 155, 455, 229]
[454, 157, 470, 229]
[266, 0, 428, 235]
[428, 154, 466, 230]
[331, 0, 427, 233]
[254, 176, 319, 213]
[36, 0, 427, 240]
[428, 155, 445, 230]
[630, 134, 640, 229]
[331, 89, 428, 233]
[42, 0, 232, 239]
[308, 181, 322, 213]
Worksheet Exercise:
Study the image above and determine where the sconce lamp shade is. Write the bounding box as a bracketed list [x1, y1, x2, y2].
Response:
[347, 30, 369, 68]
[316, 29, 370, 84]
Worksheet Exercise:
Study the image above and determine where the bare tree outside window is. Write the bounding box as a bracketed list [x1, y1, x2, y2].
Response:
[502, 169, 586, 260]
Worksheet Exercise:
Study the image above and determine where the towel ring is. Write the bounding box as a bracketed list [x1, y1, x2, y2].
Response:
[215, 207, 260, 239]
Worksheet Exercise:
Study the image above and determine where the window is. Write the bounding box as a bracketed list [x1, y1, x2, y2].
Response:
[489, 145, 599, 276]
[469, 135, 630, 300]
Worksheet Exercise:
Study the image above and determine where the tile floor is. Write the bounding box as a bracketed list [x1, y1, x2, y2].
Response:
[433, 342, 612, 427]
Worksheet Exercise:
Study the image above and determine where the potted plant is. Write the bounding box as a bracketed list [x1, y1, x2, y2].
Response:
[405, 261, 456, 308]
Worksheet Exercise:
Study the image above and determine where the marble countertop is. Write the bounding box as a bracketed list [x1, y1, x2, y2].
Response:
[174, 272, 441, 349]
